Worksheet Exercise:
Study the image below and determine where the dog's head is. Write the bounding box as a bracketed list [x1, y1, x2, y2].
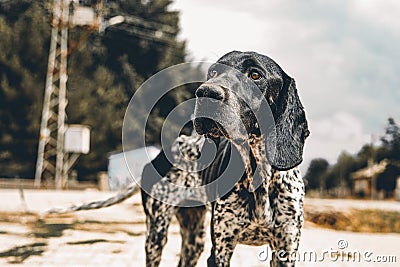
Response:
[194, 51, 309, 170]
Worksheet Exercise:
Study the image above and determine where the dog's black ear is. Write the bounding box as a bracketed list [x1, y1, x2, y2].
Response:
[269, 74, 309, 171]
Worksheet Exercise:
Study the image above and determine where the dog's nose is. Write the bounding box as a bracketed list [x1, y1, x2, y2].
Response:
[195, 85, 224, 101]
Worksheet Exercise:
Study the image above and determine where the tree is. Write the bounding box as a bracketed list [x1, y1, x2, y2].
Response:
[303, 158, 329, 190]
[381, 117, 400, 162]
[0, 2, 49, 176]
[376, 118, 400, 195]
[376, 163, 399, 194]
[0, 0, 194, 180]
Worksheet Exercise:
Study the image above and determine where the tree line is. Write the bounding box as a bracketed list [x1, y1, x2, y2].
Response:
[304, 118, 400, 196]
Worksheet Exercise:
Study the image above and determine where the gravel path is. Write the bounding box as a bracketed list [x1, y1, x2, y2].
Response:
[0, 189, 399, 266]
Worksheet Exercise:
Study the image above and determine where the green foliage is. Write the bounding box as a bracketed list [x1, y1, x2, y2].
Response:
[0, 0, 195, 179]
[375, 118, 400, 193]
[376, 164, 399, 193]
[0, 2, 49, 176]
[324, 152, 361, 190]
[303, 158, 329, 190]
[381, 117, 400, 161]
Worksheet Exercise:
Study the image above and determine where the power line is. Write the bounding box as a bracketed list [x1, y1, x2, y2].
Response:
[120, 13, 177, 35]
[108, 23, 180, 47]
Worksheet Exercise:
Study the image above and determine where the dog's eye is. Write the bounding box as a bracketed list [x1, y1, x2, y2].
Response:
[209, 70, 218, 78]
[250, 71, 261, 80]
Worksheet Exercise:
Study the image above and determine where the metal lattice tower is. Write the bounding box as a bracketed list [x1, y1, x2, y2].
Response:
[35, 0, 70, 189]
[34, 0, 166, 189]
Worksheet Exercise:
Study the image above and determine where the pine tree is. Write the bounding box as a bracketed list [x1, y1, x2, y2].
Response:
[0, 0, 195, 180]
[0, 2, 49, 177]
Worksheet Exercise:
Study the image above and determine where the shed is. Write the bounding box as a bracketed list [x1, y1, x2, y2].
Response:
[351, 160, 388, 198]
[108, 146, 160, 191]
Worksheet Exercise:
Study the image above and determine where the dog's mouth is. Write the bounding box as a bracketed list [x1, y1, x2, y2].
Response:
[205, 130, 220, 139]
[194, 117, 230, 139]
[194, 117, 219, 136]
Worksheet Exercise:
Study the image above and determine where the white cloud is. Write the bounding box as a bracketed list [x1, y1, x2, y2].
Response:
[171, 2, 272, 61]
[350, 0, 400, 34]
[171, 0, 400, 170]
[304, 112, 370, 164]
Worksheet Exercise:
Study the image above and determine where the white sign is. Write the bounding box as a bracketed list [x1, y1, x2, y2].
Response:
[64, 125, 90, 154]
[72, 6, 97, 27]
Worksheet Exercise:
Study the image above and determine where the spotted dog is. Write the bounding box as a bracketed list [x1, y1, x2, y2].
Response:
[141, 51, 309, 267]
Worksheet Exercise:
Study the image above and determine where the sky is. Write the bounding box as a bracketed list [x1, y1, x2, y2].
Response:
[170, 0, 400, 170]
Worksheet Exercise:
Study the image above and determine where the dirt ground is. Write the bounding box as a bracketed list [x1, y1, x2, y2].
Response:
[0, 189, 399, 266]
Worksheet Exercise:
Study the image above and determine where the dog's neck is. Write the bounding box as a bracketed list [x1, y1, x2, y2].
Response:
[233, 134, 272, 192]
[232, 134, 274, 224]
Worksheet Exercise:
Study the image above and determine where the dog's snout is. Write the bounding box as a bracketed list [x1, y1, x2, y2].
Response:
[195, 85, 224, 101]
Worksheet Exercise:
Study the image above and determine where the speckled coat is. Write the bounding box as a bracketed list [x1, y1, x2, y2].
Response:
[141, 51, 309, 267]
[141, 133, 305, 267]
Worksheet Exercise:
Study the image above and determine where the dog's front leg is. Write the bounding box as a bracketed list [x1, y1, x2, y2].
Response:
[270, 169, 305, 267]
[207, 193, 248, 267]
[144, 199, 176, 267]
[207, 202, 237, 267]
[269, 217, 303, 267]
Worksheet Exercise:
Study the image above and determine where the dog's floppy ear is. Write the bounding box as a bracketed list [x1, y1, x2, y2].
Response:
[269, 73, 309, 170]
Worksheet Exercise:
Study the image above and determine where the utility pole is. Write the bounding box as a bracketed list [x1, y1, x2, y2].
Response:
[35, 0, 124, 189]
[370, 133, 376, 200]
[35, 0, 70, 189]
[34, 0, 168, 189]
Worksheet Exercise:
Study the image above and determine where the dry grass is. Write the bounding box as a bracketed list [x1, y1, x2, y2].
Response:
[305, 209, 400, 233]
[1, 207, 399, 239]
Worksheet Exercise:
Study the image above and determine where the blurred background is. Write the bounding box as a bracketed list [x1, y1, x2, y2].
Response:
[0, 0, 399, 266]
[0, 0, 399, 198]
[0, 0, 199, 187]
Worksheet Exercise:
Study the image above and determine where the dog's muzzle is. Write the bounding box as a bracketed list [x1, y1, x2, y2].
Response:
[195, 84, 225, 101]
[194, 84, 226, 138]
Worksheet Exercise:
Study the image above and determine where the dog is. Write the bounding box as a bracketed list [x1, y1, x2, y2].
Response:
[140, 51, 309, 267]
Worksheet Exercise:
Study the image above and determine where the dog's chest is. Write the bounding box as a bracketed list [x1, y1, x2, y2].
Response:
[231, 169, 304, 246]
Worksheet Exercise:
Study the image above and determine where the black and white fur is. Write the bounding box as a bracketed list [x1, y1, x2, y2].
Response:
[141, 51, 309, 267]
